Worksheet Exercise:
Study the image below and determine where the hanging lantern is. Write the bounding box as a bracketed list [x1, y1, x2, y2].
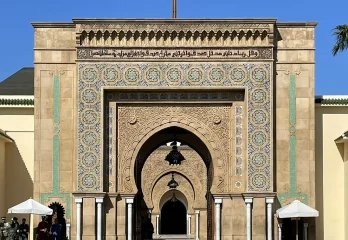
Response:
[165, 140, 185, 165]
[170, 192, 178, 203]
[167, 173, 179, 189]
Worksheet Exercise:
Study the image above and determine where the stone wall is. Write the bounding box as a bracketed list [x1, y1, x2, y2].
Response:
[33, 25, 79, 236]
[275, 24, 316, 238]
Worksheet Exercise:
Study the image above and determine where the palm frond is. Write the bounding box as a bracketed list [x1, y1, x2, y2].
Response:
[332, 24, 348, 56]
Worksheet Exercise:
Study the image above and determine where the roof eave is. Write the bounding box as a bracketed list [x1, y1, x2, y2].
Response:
[335, 131, 348, 143]
[0, 130, 14, 143]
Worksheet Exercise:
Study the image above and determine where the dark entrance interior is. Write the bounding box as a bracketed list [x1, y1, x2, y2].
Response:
[282, 218, 304, 240]
[160, 199, 187, 234]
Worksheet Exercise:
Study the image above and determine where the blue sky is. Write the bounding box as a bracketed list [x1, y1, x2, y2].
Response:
[0, 0, 347, 95]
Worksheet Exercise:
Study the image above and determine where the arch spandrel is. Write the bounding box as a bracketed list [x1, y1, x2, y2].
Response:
[117, 105, 231, 193]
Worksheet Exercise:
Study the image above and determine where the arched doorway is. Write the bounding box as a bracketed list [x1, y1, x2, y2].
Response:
[159, 190, 188, 235]
[161, 199, 186, 234]
[134, 126, 213, 240]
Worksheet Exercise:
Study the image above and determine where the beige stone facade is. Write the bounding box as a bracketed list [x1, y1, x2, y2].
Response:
[32, 18, 317, 240]
[315, 96, 348, 240]
[0, 95, 34, 232]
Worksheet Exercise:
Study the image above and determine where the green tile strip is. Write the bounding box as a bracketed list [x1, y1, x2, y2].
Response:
[289, 74, 296, 193]
[40, 74, 71, 218]
[278, 74, 308, 206]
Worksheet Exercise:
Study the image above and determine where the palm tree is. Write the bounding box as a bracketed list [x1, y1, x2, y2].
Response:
[332, 24, 348, 56]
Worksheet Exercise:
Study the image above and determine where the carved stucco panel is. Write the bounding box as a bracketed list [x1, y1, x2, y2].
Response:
[118, 104, 229, 193]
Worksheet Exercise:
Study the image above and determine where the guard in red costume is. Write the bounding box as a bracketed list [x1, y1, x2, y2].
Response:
[36, 216, 49, 240]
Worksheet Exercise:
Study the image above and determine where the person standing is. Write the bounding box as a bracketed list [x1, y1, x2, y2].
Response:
[36, 216, 49, 240]
[50, 219, 61, 240]
[19, 218, 29, 240]
[0, 217, 9, 240]
[7, 217, 19, 240]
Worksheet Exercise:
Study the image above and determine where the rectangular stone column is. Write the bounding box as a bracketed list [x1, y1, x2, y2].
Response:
[66, 223, 71, 240]
[195, 210, 200, 240]
[126, 198, 134, 240]
[75, 197, 83, 240]
[156, 215, 160, 235]
[187, 214, 192, 235]
[214, 198, 223, 240]
[244, 197, 253, 240]
[96, 197, 104, 240]
[266, 197, 274, 240]
[303, 223, 308, 240]
[278, 223, 282, 240]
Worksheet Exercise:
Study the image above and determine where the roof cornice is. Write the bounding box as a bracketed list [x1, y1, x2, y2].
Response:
[276, 22, 318, 28]
[72, 18, 278, 24]
[31, 22, 75, 28]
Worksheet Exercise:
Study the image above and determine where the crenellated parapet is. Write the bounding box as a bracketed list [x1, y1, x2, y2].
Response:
[73, 19, 276, 47]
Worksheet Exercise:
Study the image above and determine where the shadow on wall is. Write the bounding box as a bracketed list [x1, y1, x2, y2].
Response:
[4, 142, 33, 220]
[315, 110, 323, 240]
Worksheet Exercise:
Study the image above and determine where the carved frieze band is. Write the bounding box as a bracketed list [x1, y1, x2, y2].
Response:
[105, 91, 245, 102]
[77, 23, 271, 32]
[77, 22, 273, 46]
[77, 48, 273, 60]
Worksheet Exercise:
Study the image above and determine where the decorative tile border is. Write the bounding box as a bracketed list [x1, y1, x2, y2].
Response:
[40, 73, 71, 219]
[77, 63, 272, 192]
[235, 106, 243, 176]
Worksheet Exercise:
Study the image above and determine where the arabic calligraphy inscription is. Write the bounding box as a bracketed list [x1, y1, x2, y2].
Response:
[77, 48, 273, 60]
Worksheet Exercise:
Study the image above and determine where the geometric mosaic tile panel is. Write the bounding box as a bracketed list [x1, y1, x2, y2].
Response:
[77, 63, 272, 192]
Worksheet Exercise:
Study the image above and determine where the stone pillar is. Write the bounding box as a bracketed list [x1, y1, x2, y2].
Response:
[303, 223, 308, 240]
[75, 197, 83, 240]
[156, 215, 160, 235]
[66, 223, 71, 240]
[245, 197, 253, 240]
[148, 209, 152, 220]
[214, 198, 223, 240]
[278, 223, 282, 240]
[195, 210, 200, 240]
[96, 197, 104, 240]
[266, 197, 274, 240]
[187, 214, 192, 235]
[126, 198, 134, 240]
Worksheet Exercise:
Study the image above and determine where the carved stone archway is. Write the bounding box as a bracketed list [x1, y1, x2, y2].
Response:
[152, 173, 194, 214]
[142, 147, 207, 210]
[131, 124, 215, 240]
[123, 116, 229, 194]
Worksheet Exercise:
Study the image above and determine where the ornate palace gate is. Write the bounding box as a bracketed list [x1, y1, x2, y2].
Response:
[76, 21, 273, 240]
[33, 18, 317, 240]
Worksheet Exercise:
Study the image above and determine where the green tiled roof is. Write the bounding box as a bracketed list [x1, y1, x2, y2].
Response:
[315, 97, 348, 105]
[0, 98, 34, 106]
